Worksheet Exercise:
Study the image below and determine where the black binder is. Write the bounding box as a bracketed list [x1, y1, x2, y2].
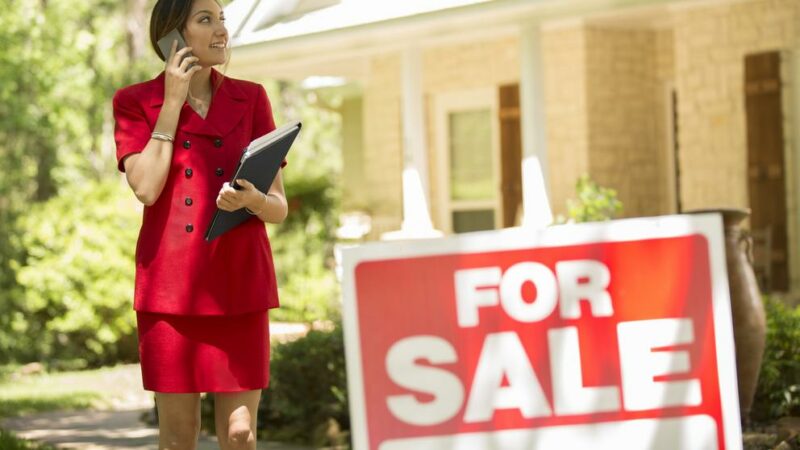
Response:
[204, 121, 302, 241]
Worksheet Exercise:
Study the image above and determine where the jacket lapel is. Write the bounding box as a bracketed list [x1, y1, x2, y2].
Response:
[145, 69, 249, 138]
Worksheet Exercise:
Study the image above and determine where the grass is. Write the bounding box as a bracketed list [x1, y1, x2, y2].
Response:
[0, 393, 101, 419]
[0, 370, 103, 419]
[0, 364, 146, 449]
[0, 364, 144, 419]
[0, 430, 56, 449]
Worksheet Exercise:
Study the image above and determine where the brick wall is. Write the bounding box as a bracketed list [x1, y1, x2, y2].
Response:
[585, 27, 664, 218]
[673, 0, 798, 211]
[542, 25, 590, 218]
[362, 54, 403, 238]
[541, 25, 670, 219]
[672, 0, 799, 287]
[655, 28, 677, 213]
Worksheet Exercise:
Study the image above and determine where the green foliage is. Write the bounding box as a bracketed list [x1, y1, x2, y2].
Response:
[0, 0, 156, 364]
[0, 430, 56, 450]
[564, 175, 623, 223]
[0, 0, 343, 367]
[257, 324, 350, 447]
[8, 180, 140, 366]
[262, 81, 343, 323]
[752, 296, 800, 423]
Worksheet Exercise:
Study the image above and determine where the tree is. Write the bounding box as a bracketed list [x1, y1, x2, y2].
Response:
[0, 0, 156, 364]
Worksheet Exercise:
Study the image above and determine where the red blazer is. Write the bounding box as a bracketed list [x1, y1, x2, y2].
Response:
[113, 68, 284, 315]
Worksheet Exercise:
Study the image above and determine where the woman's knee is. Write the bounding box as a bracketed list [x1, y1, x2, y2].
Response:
[226, 419, 255, 449]
[160, 415, 200, 445]
[155, 393, 201, 448]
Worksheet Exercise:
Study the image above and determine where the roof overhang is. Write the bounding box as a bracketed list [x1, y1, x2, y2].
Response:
[224, 0, 704, 82]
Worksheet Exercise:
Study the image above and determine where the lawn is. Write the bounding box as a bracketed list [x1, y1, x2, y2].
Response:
[0, 365, 145, 418]
[0, 364, 149, 448]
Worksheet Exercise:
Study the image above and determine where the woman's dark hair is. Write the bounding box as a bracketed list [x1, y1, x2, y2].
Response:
[149, 0, 195, 62]
[149, 0, 229, 91]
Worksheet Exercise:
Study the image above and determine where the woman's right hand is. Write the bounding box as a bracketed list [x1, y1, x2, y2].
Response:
[163, 39, 201, 107]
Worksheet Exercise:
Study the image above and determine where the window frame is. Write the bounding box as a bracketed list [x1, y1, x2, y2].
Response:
[434, 88, 502, 234]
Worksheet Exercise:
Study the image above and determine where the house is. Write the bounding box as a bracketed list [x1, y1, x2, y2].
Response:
[224, 0, 800, 291]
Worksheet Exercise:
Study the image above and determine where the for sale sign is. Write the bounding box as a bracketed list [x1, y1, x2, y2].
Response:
[341, 214, 742, 450]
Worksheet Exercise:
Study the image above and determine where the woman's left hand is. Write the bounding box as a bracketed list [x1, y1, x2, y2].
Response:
[216, 179, 263, 212]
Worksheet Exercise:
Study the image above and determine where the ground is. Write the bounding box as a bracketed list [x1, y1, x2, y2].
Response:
[1, 363, 797, 449]
[0, 364, 312, 450]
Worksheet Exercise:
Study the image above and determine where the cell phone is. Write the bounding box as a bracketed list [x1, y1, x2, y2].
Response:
[156, 28, 195, 68]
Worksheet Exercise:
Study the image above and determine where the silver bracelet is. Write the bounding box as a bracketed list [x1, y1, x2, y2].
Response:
[245, 192, 268, 215]
[151, 131, 174, 142]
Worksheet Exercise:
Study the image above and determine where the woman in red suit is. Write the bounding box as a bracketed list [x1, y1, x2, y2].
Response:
[112, 0, 286, 448]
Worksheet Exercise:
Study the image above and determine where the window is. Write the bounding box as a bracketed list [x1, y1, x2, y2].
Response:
[435, 89, 501, 234]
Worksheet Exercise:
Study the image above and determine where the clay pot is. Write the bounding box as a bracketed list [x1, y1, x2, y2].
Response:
[687, 208, 767, 425]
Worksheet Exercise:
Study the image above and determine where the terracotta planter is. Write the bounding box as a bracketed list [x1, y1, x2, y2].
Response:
[688, 208, 767, 425]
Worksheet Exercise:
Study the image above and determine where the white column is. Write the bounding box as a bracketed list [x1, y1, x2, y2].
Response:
[382, 47, 443, 240]
[519, 23, 554, 229]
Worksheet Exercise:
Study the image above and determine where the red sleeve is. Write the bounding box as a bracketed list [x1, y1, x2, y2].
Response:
[253, 84, 287, 169]
[112, 89, 151, 173]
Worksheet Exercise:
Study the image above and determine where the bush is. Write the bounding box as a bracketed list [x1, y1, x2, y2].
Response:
[7, 179, 140, 367]
[264, 81, 342, 324]
[561, 175, 623, 223]
[0, 430, 55, 450]
[268, 173, 340, 323]
[751, 296, 800, 423]
[258, 323, 349, 446]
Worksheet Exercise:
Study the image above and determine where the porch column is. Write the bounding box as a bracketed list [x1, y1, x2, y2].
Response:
[382, 47, 443, 240]
[519, 23, 554, 229]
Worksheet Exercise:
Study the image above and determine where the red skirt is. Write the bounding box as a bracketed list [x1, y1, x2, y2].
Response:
[136, 310, 270, 393]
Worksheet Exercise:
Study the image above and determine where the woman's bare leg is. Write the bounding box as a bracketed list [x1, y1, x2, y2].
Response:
[214, 389, 262, 450]
[154, 392, 202, 450]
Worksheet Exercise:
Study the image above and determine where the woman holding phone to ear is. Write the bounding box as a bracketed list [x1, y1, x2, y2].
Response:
[112, 0, 288, 448]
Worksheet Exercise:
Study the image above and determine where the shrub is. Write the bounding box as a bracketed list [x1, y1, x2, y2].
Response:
[258, 323, 349, 446]
[8, 179, 140, 367]
[199, 323, 349, 446]
[267, 173, 340, 323]
[563, 175, 623, 223]
[264, 80, 343, 325]
[751, 296, 800, 423]
[0, 430, 55, 450]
